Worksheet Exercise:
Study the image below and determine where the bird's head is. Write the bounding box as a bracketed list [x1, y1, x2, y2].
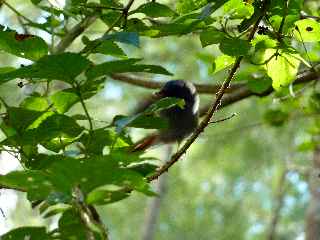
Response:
[154, 80, 199, 114]
[155, 80, 196, 102]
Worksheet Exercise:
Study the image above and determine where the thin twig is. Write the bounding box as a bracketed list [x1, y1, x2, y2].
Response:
[147, 0, 270, 182]
[74, 83, 93, 132]
[209, 113, 237, 124]
[81, 0, 136, 54]
[277, 0, 288, 39]
[3, 1, 34, 24]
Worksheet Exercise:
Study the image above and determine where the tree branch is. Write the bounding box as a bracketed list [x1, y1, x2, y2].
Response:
[73, 186, 109, 240]
[266, 169, 288, 240]
[53, 15, 98, 54]
[110, 73, 244, 94]
[199, 70, 320, 116]
[147, 0, 270, 182]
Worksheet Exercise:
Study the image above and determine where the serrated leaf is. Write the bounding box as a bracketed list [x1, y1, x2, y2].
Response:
[58, 209, 88, 239]
[20, 95, 49, 111]
[219, 38, 251, 56]
[294, 19, 320, 42]
[36, 114, 84, 141]
[200, 28, 226, 47]
[223, 0, 254, 19]
[212, 54, 235, 73]
[251, 35, 278, 51]
[0, 25, 48, 61]
[0, 53, 91, 84]
[1, 227, 51, 240]
[114, 114, 168, 133]
[6, 107, 47, 132]
[86, 186, 130, 205]
[264, 49, 300, 91]
[0, 170, 52, 201]
[80, 128, 129, 155]
[114, 97, 183, 132]
[145, 97, 185, 113]
[131, 2, 176, 18]
[50, 89, 80, 114]
[86, 59, 172, 79]
[176, 0, 208, 14]
[128, 162, 158, 177]
[247, 76, 272, 94]
[95, 41, 127, 57]
[103, 32, 140, 47]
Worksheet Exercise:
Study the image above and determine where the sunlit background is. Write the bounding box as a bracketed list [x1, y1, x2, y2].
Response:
[0, 0, 319, 239]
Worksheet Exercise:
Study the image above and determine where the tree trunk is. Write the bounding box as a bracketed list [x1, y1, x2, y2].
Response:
[305, 146, 320, 240]
[141, 146, 172, 240]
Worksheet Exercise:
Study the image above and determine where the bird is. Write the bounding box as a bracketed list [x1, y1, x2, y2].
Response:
[132, 80, 199, 152]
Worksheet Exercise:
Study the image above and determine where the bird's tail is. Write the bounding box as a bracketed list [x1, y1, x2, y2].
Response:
[131, 134, 159, 152]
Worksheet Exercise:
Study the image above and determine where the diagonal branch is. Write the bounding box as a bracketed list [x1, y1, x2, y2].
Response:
[147, 0, 270, 182]
[53, 15, 98, 54]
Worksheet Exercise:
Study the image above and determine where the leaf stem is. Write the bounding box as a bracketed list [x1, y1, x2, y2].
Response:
[74, 83, 93, 132]
[3, 1, 34, 24]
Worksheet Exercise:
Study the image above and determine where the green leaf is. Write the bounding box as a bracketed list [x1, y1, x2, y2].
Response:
[251, 35, 278, 51]
[294, 19, 320, 42]
[0, 25, 48, 61]
[309, 92, 320, 113]
[200, 28, 226, 47]
[297, 139, 317, 152]
[131, 2, 176, 18]
[100, 0, 123, 8]
[219, 38, 251, 56]
[58, 209, 88, 239]
[128, 162, 158, 177]
[263, 109, 289, 127]
[1, 227, 51, 240]
[0, 53, 91, 84]
[238, 0, 264, 32]
[6, 107, 47, 132]
[0, 170, 52, 200]
[86, 186, 130, 205]
[31, 0, 42, 4]
[176, 0, 208, 14]
[114, 114, 169, 132]
[20, 94, 49, 112]
[269, 0, 302, 33]
[47, 156, 153, 196]
[36, 114, 84, 141]
[114, 97, 184, 132]
[212, 54, 235, 73]
[103, 32, 140, 47]
[80, 128, 129, 155]
[50, 89, 80, 114]
[145, 97, 185, 113]
[264, 49, 301, 91]
[223, 0, 254, 19]
[247, 76, 272, 94]
[95, 41, 127, 57]
[86, 59, 172, 79]
[0, 155, 153, 204]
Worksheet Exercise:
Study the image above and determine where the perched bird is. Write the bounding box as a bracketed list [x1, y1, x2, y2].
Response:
[132, 80, 199, 152]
